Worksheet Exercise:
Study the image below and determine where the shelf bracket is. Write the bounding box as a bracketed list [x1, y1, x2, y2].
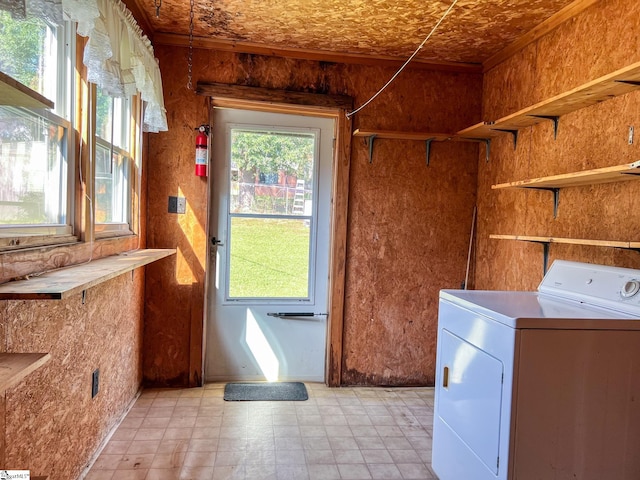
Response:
[615, 80, 640, 86]
[481, 138, 491, 162]
[365, 134, 377, 164]
[494, 129, 519, 149]
[462, 137, 491, 162]
[527, 240, 550, 276]
[425, 138, 435, 166]
[527, 187, 560, 218]
[530, 115, 560, 139]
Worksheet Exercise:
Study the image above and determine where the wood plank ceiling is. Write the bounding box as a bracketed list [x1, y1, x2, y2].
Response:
[126, 0, 591, 70]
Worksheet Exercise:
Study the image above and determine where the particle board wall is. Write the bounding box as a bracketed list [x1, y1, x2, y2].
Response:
[475, 0, 640, 291]
[144, 46, 481, 386]
[345, 139, 479, 385]
[0, 271, 145, 479]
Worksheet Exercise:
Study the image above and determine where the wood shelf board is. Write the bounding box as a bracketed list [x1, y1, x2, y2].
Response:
[0, 248, 176, 300]
[455, 122, 501, 139]
[490, 234, 633, 249]
[0, 70, 54, 109]
[0, 353, 51, 393]
[352, 129, 452, 141]
[493, 161, 640, 189]
[460, 61, 640, 138]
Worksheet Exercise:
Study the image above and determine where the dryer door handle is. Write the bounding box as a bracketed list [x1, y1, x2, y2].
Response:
[443, 366, 449, 389]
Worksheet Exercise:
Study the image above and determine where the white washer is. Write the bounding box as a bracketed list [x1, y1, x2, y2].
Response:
[432, 260, 640, 480]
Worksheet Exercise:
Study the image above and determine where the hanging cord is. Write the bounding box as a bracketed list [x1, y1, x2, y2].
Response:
[463, 205, 476, 290]
[346, 0, 458, 119]
[134, 115, 143, 252]
[78, 110, 94, 266]
[187, 0, 195, 90]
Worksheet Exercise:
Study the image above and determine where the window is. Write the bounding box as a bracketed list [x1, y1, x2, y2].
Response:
[94, 88, 133, 236]
[1, 0, 153, 253]
[0, 12, 74, 248]
[227, 127, 318, 300]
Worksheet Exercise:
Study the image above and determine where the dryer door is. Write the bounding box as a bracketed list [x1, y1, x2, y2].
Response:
[438, 329, 504, 474]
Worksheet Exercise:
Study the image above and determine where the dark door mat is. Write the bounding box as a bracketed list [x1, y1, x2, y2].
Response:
[224, 382, 308, 401]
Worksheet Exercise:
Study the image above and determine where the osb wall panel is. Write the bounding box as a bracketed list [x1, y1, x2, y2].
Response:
[345, 140, 478, 385]
[143, 48, 210, 387]
[0, 272, 144, 479]
[145, 45, 482, 386]
[484, 0, 640, 119]
[475, 0, 640, 291]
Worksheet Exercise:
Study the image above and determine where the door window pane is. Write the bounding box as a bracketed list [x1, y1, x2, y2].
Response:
[230, 130, 314, 216]
[227, 127, 318, 300]
[228, 217, 311, 298]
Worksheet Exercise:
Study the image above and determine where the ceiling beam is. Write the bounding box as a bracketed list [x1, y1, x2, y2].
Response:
[153, 33, 483, 74]
[483, 0, 600, 72]
[197, 82, 354, 111]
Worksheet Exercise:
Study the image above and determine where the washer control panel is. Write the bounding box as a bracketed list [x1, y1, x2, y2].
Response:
[539, 260, 640, 315]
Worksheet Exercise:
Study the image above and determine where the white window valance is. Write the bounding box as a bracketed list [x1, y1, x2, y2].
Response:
[62, 0, 167, 132]
[1, 0, 167, 131]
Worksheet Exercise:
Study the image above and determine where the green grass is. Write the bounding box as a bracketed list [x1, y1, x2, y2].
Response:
[229, 217, 310, 298]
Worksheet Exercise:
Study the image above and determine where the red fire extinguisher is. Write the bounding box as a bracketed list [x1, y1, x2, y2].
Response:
[195, 125, 209, 177]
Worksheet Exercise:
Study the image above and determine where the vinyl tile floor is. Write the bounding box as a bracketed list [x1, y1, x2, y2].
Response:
[85, 383, 437, 480]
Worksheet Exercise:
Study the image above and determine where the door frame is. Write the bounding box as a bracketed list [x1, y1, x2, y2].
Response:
[197, 83, 353, 386]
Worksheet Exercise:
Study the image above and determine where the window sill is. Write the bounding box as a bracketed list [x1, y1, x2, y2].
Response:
[0, 233, 78, 252]
[0, 248, 175, 300]
[94, 229, 135, 240]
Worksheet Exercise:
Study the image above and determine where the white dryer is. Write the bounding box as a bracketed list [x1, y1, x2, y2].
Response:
[432, 260, 640, 480]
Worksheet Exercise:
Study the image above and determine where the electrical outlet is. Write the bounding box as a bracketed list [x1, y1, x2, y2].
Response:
[92, 368, 99, 398]
[168, 196, 186, 214]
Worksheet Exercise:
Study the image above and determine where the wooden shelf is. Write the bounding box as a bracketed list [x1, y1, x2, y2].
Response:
[490, 234, 636, 249]
[353, 129, 454, 164]
[493, 161, 640, 189]
[0, 353, 51, 393]
[0, 70, 54, 109]
[457, 122, 501, 139]
[0, 249, 176, 300]
[458, 61, 640, 139]
[491, 234, 639, 274]
[353, 129, 452, 141]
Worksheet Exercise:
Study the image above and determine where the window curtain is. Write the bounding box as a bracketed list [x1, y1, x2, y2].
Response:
[62, 0, 167, 132]
[0, 0, 168, 132]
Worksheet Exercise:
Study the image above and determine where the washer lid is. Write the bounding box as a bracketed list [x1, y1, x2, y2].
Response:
[439, 289, 640, 329]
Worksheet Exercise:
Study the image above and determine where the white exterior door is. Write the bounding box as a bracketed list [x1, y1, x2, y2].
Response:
[205, 108, 334, 382]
